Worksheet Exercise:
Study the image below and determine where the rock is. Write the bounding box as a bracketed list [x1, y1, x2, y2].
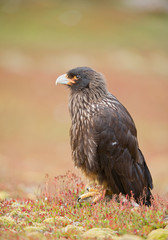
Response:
[0, 191, 9, 200]
[119, 234, 143, 240]
[82, 227, 119, 239]
[61, 224, 85, 233]
[147, 228, 168, 240]
[0, 216, 16, 226]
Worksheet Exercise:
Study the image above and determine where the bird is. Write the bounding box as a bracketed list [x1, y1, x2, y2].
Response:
[56, 66, 153, 206]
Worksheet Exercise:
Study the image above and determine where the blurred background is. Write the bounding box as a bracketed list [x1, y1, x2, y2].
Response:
[0, 0, 168, 198]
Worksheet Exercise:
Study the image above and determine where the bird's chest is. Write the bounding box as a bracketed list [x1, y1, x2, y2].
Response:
[69, 97, 96, 138]
[70, 108, 92, 145]
[69, 101, 98, 170]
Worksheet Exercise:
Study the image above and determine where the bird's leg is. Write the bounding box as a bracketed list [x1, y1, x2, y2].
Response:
[91, 189, 106, 205]
[78, 184, 106, 204]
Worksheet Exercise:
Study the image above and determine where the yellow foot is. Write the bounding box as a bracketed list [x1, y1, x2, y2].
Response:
[78, 187, 106, 205]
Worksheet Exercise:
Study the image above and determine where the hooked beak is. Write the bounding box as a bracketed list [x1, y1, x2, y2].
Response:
[56, 74, 69, 85]
[56, 74, 78, 86]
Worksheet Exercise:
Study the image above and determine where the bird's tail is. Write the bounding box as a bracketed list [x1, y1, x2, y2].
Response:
[138, 149, 153, 206]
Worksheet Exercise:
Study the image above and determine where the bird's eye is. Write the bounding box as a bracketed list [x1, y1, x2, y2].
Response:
[76, 75, 80, 79]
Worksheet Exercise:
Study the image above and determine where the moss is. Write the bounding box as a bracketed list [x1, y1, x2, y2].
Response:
[26, 231, 46, 239]
[10, 210, 19, 217]
[43, 217, 55, 225]
[11, 202, 21, 209]
[43, 216, 71, 227]
[10, 210, 27, 218]
[147, 228, 168, 240]
[24, 225, 47, 233]
[17, 220, 27, 227]
[55, 216, 72, 226]
[119, 234, 143, 240]
[61, 224, 85, 233]
[0, 216, 16, 227]
[82, 227, 119, 239]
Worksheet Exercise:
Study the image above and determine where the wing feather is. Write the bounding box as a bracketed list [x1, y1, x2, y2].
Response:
[93, 95, 153, 203]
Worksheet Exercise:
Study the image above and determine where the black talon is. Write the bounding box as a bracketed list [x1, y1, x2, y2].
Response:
[77, 197, 81, 202]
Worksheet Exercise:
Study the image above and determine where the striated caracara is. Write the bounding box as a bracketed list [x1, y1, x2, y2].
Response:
[56, 67, 153, 206]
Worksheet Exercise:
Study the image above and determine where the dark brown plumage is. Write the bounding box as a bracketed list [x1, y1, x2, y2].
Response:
[56, 66, 153, 205]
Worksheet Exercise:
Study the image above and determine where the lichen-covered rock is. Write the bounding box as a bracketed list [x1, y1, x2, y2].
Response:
[0, 191, 9, 200]
[147, 228, 168, 240]
[0, 216, 16, 226]
[61, 224, 85, 234]
[82, 227, 119, 239]
[24, 225, 47, 233]
[119, 234, 143, 240]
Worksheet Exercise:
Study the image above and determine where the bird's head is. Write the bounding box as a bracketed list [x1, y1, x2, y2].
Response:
[56, 67, 107, 93]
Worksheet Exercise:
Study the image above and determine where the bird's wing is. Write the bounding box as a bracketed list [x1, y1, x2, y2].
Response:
[93, 97, 153, 200]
